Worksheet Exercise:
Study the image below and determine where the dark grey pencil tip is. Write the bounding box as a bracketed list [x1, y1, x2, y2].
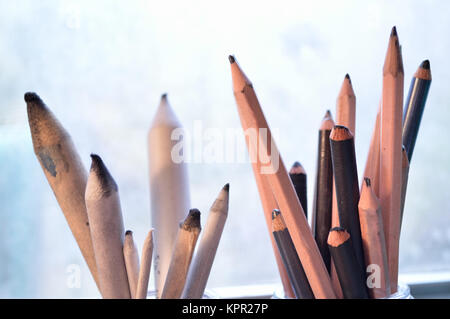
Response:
[182, 208, 201, 230]
[272, 209, 281, 219]
[364, 177, 371, 187]
[24, 92, 43, 103]
[161, 93, 168, 100]
[90, 154, 118, 193]
[125, 230, 133, 236]
[391, 26, 397, 37]
[223, 183, 230, 191]
[420, 60, 430, 70]
[228, 55, 235, 64]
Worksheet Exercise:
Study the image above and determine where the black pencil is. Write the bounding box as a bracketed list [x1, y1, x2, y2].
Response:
[272, 209, 314, 299]
[329, 125, 365, 274]
[312, 110, 334, 273]
[402, 60, 432, 162]
[327, 227, 369, 299]
[289, 162, 308, 218]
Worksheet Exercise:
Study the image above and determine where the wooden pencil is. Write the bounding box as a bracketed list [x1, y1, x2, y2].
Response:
[136, 229, 154, 299]
[148, 93, 191, 298]
[123, 230, 140, 299]
[336, 74, 356, 135]
[85, 154, 130, 299]
[289, 162, 308, 217]
[161, 209, 201, 299]
[379, 26, 404, 293]
[312, 110, 334, 273]
[327, 227, 369, 299]
[403, 60, 432, 162]
[25, 92, 99, 289]
[229, 55, 335, 298]
[358, 178, 390, 298]
[182, 184, 229, 299]
[272, 209, 314, 299]
[329, 126, 365, 273]
[363, 104, 381, 196]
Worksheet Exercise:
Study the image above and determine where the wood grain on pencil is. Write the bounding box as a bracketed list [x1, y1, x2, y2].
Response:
[25, 92, 99, 289]
[85, 154, 130, 298]
[161, 209, 201, 299]
[363, 104, 381, 196]
[229, 55, 335, 298]
[380, 26, 404, 293]
[359, 178, 390, 298]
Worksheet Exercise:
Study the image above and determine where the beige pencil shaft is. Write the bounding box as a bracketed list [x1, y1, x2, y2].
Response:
[230, 59, 335, 298]
[26, 94, 99, 288]
[136, 230, 154, 299]
[182, 187, 228, 299]
[237, 105, 295, 298]
[148, 95, 191, 298]
[336, 75, 356, 135]
[359, 181, 390, 298]
[363, 104, 381, 196]
[380, 31, 404, 293]
[161, 214, 201, 299]
[124, 232, 140, 299]
[86, 196, 130, 298]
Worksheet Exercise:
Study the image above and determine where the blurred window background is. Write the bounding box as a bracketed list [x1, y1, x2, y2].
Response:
[0, 0, 449, 298]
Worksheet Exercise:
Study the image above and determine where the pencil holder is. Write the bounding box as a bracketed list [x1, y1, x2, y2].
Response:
[271, 283, 413, 299]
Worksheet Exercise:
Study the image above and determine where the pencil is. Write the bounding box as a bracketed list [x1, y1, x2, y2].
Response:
[136, 229, 154, 299]
[362, 104, 381, 196]
[336, 74, 356, 135]
[182, 184, 229, 299]
[289, 162, 308, 217]
[379, 26, 404, 293]
[229, 55, 335, 298]
[25, 92, 99, 289]
[124, 230, 140, 299]
[329, 125, 365, 273]
[312, 110, 334, 273]
[358, 178, 390, 298]
[272, 209, 314, 299]
[327, 227, 369, 299]
[85, 154, 130, 299]
[161, 209, 201, 299]
[148, 93, 191, 298]
[403, 60, 432, 162]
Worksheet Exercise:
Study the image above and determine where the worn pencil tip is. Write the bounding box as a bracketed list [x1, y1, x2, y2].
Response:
[182, 208, 201, 230]
[330, 125, 353, 141]
[420, 60, 430, 70]
[24, 92, 43, 103]
[228, 55, 235, 64]
[89, 154, 118, 194]
[391, 26, 397, 37]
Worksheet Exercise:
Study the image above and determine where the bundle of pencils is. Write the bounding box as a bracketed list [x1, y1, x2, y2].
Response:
[229, 26, 431, 299]
[26, 92, 229, 299]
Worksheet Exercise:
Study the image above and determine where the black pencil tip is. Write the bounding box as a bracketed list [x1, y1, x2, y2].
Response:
[24, 92, 42, 103]
[125, 230, 133, 236]
[182, 208, 201, 230]
[391, 26, 397, 37]
[364, 177, 371, 187]
[89, 154, 118, 193]
[326, 110, 332, 117]
[292, 161, 301, 167]
[345, 73, 350, 80]
[272, 209, 281, 219]
[223, 183, 230, 191]
[420, 60, 430, 70]
[228, 55, 235, 64]
[161, 93, 168, 100]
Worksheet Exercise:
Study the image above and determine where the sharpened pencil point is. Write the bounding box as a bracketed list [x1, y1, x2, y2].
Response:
[161, 93, 167, 99]
[290, 162, 306, 174]
[89, 154, 118, 193]
[326, 110, 332, 117]
[24, 92, 43, 103]
[391, 26, 397, 37]
[228, 55, 235, 64]
[125, 230, 133, 236]
[182, 209, 201, 230]
[420, 60, 430, 70]
[364, 177, 371, 187]
[223, 183, 229, 191]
